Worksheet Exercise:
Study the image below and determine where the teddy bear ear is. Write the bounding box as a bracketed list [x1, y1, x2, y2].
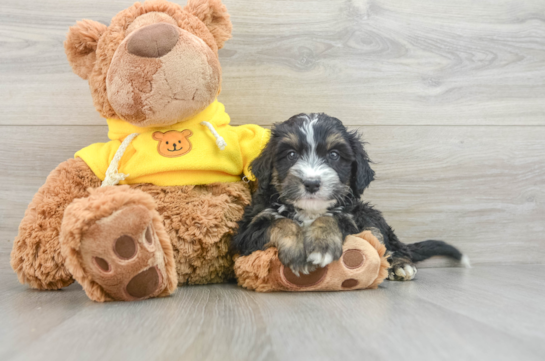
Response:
[64, 19, 107, 80]
[185, 0, 232, 49]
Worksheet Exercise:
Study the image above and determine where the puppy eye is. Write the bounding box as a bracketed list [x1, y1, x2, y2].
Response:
[287, 151, 298, 161]
[328, 151, 340, 161]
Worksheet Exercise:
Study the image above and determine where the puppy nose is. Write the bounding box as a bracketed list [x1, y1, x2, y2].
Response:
[127, 23, 178, 58]
[304, 179, 321, 194]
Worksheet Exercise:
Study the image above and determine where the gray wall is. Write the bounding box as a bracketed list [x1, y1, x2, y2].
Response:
[1, 0, 544, 268]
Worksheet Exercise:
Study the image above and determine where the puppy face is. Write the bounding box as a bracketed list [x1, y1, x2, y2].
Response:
[251, 113, 375, 213]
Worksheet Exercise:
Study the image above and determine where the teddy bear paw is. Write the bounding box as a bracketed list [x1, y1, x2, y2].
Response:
[280, 246, 376, 291]
[78, 204, 171, 301]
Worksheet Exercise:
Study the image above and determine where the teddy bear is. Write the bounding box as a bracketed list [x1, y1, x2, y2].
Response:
[10, 0, 269, 302]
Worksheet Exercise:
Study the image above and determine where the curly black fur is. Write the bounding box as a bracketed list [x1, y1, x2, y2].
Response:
[232, 113, 464, 278]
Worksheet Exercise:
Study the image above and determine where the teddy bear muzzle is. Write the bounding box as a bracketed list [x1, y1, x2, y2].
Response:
[106, 21, 222, 128]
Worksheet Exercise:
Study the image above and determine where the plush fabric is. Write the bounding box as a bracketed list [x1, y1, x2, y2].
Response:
[11, 158, 100, 290]
[234, 231, 390, 292]
[64, 20, 107, 80]
[75, 100, 269, 185]
[12, 0, 260, 302]
[133, 181, 252, 285]
[105, 22, 222, 126]
[60, 186, 177, 302]
[64, 0, 229, 122]
[11, 158, 252, 300]
[185, 0, 232, 50]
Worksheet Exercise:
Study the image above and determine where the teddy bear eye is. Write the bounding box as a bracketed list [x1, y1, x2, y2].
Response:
[166, 141, 169, 145]
[178, 140, 181, 143]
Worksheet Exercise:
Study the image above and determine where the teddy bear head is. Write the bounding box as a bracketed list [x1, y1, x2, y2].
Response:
[64, 0, 231, 127]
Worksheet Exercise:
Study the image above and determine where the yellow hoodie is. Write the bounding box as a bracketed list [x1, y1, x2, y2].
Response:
[75, 100, 270, 186]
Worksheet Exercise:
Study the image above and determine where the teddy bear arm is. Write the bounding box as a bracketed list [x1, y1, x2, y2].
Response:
[11, 158, 101, 290]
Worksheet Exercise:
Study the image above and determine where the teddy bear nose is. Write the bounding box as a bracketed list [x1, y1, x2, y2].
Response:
[127, 23, 179, 58]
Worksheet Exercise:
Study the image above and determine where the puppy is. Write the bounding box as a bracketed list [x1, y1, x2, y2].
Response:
[232, 113, 468, 280]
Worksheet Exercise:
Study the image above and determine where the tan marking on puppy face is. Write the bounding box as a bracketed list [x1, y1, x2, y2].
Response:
[271, 169, 281, 190]
[280, 132, 300, 149]
[325, 133, 348, 150]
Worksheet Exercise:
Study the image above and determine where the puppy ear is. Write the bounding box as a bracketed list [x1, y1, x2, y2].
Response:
[185, 0, 232, 49]
[349, 131, 375, 195]
[249, 137, 275, 197]
[64, 20, 107, 80]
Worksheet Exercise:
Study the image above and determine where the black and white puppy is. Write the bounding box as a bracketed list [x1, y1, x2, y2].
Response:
[232, 113, 467, 280]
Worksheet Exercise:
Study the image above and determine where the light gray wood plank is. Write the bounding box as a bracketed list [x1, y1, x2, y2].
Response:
[0, 269, 89, 361]
[412, 265, 545, 342]
[1, 266, 544, 361]
[1, 0, 545, 126]
[1, 125, 544, 266]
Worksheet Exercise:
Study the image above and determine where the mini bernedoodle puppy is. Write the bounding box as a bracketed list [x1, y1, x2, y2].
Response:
[232, 113, 468, 281]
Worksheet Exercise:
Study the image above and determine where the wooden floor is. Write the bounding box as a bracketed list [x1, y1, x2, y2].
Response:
[1, 265, 544, 361]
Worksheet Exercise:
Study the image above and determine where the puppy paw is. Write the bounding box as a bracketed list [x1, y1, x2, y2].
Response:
[304, 216, 343, 269]
[278, 244, 308, 277]
[388, 261, 417, 281]
[275, 230, 308, 276]
[269, 218, 308, 276]
[307, 251, 334, 268]
[306, 241, 343, 268]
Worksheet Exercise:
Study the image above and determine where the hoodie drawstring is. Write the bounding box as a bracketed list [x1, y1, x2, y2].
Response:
[101, 133, 139, 187]
[201, 121, 227, 150]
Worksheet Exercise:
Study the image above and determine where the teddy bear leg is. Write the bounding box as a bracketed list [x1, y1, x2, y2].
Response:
[60, 185, 177, 302]
[141, 181, 252, 285]
[11, 158, 101, 290]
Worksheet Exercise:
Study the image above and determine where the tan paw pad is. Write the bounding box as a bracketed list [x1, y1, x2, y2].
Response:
[80, 205, 168, 301]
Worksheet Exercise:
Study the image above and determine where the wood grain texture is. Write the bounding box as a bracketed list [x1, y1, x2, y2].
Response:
[1, 265, 545, 361]
[1, 0, 545, 126]
[1, 125, 543, 267]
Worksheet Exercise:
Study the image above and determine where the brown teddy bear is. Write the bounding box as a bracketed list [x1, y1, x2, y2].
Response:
[10, 0, 269, 302]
